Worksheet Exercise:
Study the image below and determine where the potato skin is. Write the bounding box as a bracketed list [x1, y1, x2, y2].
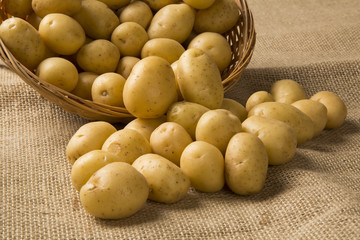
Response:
[225, 132, 268, 195]
[119, 1, 153, 29]
[91, 73, 126, 107]
[116, 56, 140, 79]
[270, 79, 307, 104]
[32, 0, 82, 18]
[3, 0, 32, 19]
[71, 72, 99, 100]
[124, 116, 167, 142]
[141, 38, 185, 64]
[220, 98, 247, 122]
[245, 91, 274, 112]
[80, 162, 149, 219]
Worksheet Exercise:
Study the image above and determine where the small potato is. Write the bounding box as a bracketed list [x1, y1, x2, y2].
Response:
[91, 73, 126, 107]
[3, 0, 32, 19]
[242, 116, 297, 165]
[0, 17, 47, 70]
[71, 72, 99, 100]
[66, 121, 117, 164]
[38, 13, 86, 55]
[111, 22, 148, 57]
[97, 0, 130, 9]
[245, 91, 274, 112]
[180, 141, 224, 192]
[102, 129, 152, 164]
[27, 12, 42, 30]
[132, 153, 191, 204]
[119, 1, 153, 29]
[171, 60, 183, 100]
[220, 98, 247, 122]
[32, 0, 81, 18]
[36, 57, 78, 92]
[248, 102, 314, 145]
[292, 99, 328, 137]
[167, 101, 209, 139]
[124, 116, 167, 141]
[225, 132, 268, 195]
[123, 56, 177, 118]
[116, 56, 140, 79]
[141, 38, 185, 64]
[76, 39, 120, 74]
[177, 48, 224, 109]
[71, 150, 122, 191]
[143, 0, 179, 11]
[188, 32, 232, 71]
[73, 0, 120, 40]
[194, 0, 239, 34]
[80, 162, 149, 219]
[270, 79, 307, 104]
[150, 122, 193, 166]
[310, 91, 347, 129]
[183, 0, 215, 9]
[147, 3, 195, 43]
[196, 109, 242, 154]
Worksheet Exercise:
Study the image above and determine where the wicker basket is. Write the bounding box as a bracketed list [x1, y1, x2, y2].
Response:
[0, 0, 256, 123]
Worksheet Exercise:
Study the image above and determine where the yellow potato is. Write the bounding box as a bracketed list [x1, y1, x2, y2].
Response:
[242, 116, 297, 165]
[245, 91, 274, 112]
[132, 153, 191, 204]
[196, 109, 242, 154]
[97, 0, 130, 9]
[147, 3, 195, 43]
[225, 132, 268, 195]
[143, 0, 179, 11]
[38, 13, 86, 55]
[188, 32, 232, 71]
[180, 141, 224, 192]
[116, 56, 140, 79]
[270, 79, 307, 104]
[76, 39, 120, 74]
[141, 38, 185, 64]
[248, 102, 314, 145]
[119, 1, 153, 29]
[3, 0, 32, 19]
[123, 56, 177, 118]
[32, 0, 81, 18]
[71, 72, 99, 100]
[124, 116, 167, 141]
[310, 91, 347, 129]
[66, 121, 117, 164]
[292, 99, 328, 137]
[0, 17, 47, 70]
[71, 150, 122, 191]
[101, 129, 152, 164]
[167, 101, 209, 139]
[111, 22, 148, 57]
[183, 0, 215, 9]
[80, 162, 149, 219]
[36, 57, 78, 92]
[177, 48, 224, 109]
[91, 73, 126, 107]
[150, 122, 193, 166]
[220, 98, 247, 122]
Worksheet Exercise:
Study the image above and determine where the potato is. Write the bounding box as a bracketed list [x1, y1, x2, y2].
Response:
[71, 72, 99, 100]
[167, 101, 209, 139]
[3, 0, 32, 19]
[225, 132, 268, 195]
[38, 13, 86, 55]
[245, 91, 274, 112]
[132, 153, 191, 204]
[36, 57, 78, 92]
[177, 48, 224, 109]
[292, 99, 328, 137]
[123, 56, 177, 118]
[71, 150, 122, 191]
[101, 129, 152, 164]
[124, 116, 167, 141]
[188, 32, 232, 71]
[111, 22, 148, 57]
[27, 12, 42, 30]
[0, 17, 47, 70]
[73, 0, 120, 40]
[97, 0, 130, 9]
[80, 162, 149, 219]
[180, 141, 224, 192]
[66, 121, 117, 164]
[183, 0, 215, 9]
[242, 116, 297, 165]
[141, 38, 185, 64]
[116, 56, 140, 79]
[220, 98, 247, 122]
[310, 91, 347, 129]
[194, 0, 239, 34]
[119, 1, 153, 29]
[196, 109, 242, 154]
[91, 73, 126, 107]
[150, 122, 193, 166]
[76, 39, 120, 74]
[248, 102, 314, 145]
[170, 60, 183, 101]
[147, 3, 195, 43]
[32, 0, 81, 18]
[270, 79, 307, 104]
[143, 0, 179, 11]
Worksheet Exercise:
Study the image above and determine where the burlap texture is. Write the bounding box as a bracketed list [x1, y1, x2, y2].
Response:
[1, 0, 360, 239]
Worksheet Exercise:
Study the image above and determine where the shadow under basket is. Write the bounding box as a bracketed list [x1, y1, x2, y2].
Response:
[0, 0, 256, 123]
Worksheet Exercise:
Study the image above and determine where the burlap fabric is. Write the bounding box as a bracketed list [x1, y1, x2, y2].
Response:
[1, 0, 359, 239]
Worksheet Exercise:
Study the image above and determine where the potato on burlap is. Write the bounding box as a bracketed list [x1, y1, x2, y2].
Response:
[270, 79, 307, 104]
